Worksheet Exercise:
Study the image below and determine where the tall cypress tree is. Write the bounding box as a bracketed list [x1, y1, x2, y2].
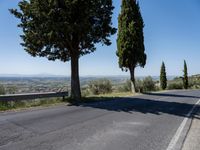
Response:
[160, 62, 167, 90]
[183, 60, 189, 89]
[117, 0, 146, 93]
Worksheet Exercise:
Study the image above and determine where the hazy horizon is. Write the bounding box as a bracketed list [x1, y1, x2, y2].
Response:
[0, 73, 179, 78]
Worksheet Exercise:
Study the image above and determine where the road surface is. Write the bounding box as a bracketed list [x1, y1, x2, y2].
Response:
[0, 90, 200, 150]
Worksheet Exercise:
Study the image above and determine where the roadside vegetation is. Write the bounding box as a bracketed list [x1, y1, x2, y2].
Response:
[160, 62, 167, 90]
[117, 0, 146, 93]
[1, 72, 200, 111]
[183, 60, 189, 89]
[0, 1, 199, 111]
[0, 98, 64, 111]
[10, 0, 116, 99]
[0, 85, 6, 95]
[81, 76, 157, 98]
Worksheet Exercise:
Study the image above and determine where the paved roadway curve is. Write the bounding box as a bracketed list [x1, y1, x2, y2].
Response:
[0, 90, 200, 150]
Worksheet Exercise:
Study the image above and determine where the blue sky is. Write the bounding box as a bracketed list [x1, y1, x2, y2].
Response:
[0, 0, 200, 76]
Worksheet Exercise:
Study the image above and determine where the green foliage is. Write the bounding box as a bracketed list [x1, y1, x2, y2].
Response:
[0, 102, 13, 111]
[7, 86, 17, 94]
[118, 80, 132, 92]
[116, 0, 146, 93]
[117, 0, 146, 71]
[0, 85, 5, 95]
[167, 82, 183, 90]
[142, 76, 156, 92]
[0, 98, 63, 111]
[160, 62, 167, 90]
[10, 0, 116, 99]
[183, 60, 189, 89]
[81, 87, 91, 97]
[118, 77, 155, 93]
[135, 79, 144, 92]
[10, 0, 116, 61]
[117, 79, 142, 93]
[89, 79, 112, 95]
[188, 77, 200, 89]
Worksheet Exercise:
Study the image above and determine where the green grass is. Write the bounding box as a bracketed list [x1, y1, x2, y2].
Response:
[87, 91, 134, 98]
[0, 98, 65, 111]
[79, 91, 137, 103]
[0, 92, 136, 111]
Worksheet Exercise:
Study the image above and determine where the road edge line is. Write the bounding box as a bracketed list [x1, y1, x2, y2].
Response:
[166, 99, 200, 150]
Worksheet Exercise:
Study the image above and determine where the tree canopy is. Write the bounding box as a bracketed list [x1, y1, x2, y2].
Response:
[117, 0, 146, 93]
[160, 62, 167, 90]
[10, 0, 116, 61]
[183, 60, 188, 89]
[117, 0, 146, 71]
[10, 0, 116, 99]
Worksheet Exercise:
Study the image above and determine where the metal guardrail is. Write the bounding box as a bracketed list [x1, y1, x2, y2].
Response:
[0, 92, 68, 102]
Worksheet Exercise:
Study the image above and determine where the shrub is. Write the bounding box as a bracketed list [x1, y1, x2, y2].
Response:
[142, 76, 156, 92]
[89, 79, 112, 95]
[7, 86, 17, 94]
[118, 79, 144, 93]
[117, 80, 131, 92]
[135, 79, 143, 93]
[81, 87, 91, 97]
[118, 79, 141, 93]
[117, 77, 157, 93]
[167, 82, 183, 90]
[188, 79, 200, 89]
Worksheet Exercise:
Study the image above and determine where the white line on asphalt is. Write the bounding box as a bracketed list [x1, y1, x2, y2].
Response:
[157, 97, 170, 100]
[166, 99, 200, 150]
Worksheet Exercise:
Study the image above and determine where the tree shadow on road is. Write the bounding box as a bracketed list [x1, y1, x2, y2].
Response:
[143, 92, 200, 99]
[72, 93, 200, 119]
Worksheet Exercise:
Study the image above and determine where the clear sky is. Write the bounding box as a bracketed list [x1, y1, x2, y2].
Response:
[0, 0, 200, 76]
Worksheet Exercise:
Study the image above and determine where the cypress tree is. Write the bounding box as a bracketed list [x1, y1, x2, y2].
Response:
[160, 62, 167, 90]
[117, 0, 146, 93]
[183, 60, 189, 89]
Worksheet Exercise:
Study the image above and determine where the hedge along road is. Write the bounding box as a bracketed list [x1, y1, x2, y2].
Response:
[0, 90, 200, 150]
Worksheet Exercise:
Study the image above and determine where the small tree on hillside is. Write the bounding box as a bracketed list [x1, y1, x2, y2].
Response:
[10, 0, 116, 99]
[183, 60, 189, 89]
[117, 0, 147, 93]
[160, 62, 167, 90]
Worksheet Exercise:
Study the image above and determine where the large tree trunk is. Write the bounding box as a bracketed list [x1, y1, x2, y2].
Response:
[129, 67, 136, 94]
[70, 54, 81, 100]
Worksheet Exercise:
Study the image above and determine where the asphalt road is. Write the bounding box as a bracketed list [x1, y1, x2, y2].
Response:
[0, 90, 200, 150]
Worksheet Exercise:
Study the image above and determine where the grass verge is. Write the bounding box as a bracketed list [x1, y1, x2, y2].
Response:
[0, 98, 65, 112]
[0, 92, 135, 111]
[67, 92, 136, 104]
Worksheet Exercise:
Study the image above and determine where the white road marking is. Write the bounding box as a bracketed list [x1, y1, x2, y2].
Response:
[157, 97, 170, 100]
[166, 99, 200, 150]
